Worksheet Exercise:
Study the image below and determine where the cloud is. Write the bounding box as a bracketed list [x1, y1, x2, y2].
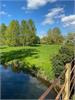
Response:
[27, 0, 57, 9]
[54, 14, 65, 19]
[45, 7, 64, 17]
[0, 11, 12, 17]
[0, 11, 7, 16]
[21, 6, 31, 14]
[61, 15, 75, 27]
[42, 18, 54, 25]
[42, 7, 64, 25]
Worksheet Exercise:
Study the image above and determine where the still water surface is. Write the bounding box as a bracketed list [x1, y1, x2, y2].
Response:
[0, 65, 56, 99]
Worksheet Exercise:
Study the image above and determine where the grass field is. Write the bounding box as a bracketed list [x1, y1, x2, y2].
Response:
[0, 44, 61, 80]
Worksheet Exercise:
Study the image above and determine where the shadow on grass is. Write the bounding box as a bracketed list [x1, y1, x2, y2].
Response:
[30, 44, 40, 47]
[0, 46, 7, 49]
[1, 48, 39, 63]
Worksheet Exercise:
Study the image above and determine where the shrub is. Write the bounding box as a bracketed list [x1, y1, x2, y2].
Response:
[52, 40, 74, 77]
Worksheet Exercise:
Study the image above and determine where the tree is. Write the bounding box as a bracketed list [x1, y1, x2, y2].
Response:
[0, 19, 39, 46]
[63, 32, 75, 46]
[27, 19, 36, 45]
[67, 32, 75, 40]
[5, 20, 20, 46]
[41, 27, 64, 44]
[20, 19, 37, 46]
[20, 20, 29, 46]
[34, 36, 40, 44]
[47, 29, 53, 44]
[47, 27, 64, 44]
[0, 23, 7, 45]
[40, 36, 48, 44]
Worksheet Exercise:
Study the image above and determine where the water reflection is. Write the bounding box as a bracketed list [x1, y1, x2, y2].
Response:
[0, 65, 56, 99]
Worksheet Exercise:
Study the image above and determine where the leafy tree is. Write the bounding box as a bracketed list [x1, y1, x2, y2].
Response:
[40, 36, 48, 44]
[47, 29, 54, 44]
[47, 27, 64, 44]
[67, 32, 75, 40]
[41, 27, 64, 44]
[0, 23, 7, 45]
[5, 20, 20, 46]
[0, 23, 7, 34]
[34, 36, 40, 44]
[20, 20, 29, 46]
[20, 19, 37, 46]
[0, 19, 38, 46]
[27, 19, 36, 45]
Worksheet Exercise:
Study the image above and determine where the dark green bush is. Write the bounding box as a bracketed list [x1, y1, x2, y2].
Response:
[52, 40, 74, 77]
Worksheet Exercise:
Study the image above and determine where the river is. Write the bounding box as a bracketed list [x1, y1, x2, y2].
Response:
[0, 64, 56, 99]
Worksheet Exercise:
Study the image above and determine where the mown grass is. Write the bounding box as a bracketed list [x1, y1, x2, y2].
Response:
[0, 44, 61, 80]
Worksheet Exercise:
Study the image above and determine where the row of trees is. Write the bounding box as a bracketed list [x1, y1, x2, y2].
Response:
[41, 27, 64, 44]
[0, 19, 40, 46]
[0, 19, 68, 46]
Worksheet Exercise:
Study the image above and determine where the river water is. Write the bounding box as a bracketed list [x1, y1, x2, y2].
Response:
[0, 65, 56, 99]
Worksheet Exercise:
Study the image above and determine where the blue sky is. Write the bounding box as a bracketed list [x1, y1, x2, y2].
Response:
[0, 0, 75, 37]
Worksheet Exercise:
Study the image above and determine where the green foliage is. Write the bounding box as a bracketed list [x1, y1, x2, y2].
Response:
[40, 36, 48, 44]
[41, 27, 64, 44]
[27, 19, 37, 45]
[0, 19, 38, 46]
[51, 27, 64, 44]
[0, 23, 7, 34]
[52, 38, 74, 77]
[34, 36, 40, 44]
[20, 20, 29, 46]
[5, 20, 20, 46]
[0, 21, 65, 46]
[67, 32, 75, 40]
[0, 23, 7, 45]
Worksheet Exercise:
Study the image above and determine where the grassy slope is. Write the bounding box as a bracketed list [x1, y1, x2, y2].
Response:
[0, 44, 61, 80]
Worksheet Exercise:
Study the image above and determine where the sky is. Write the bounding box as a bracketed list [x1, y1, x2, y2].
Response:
[0, 0, 75, 37]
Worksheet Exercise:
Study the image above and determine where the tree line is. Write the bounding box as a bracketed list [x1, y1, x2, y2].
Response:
[0, 19, 73, 46]
[0, 19, 40, 46]
[40, 27, 64, 44]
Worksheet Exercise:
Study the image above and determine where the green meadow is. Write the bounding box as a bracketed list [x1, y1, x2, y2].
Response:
[0, 44, 61, 80]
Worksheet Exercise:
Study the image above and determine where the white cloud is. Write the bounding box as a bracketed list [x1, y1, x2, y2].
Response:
[0, 11, 12, 17]
[61, 15, 75, 27]
[42, 7, 64, 25]
[54, 14, 65, 19]
[42, 17, 54, 25]
[0, 11, 7, 16]
[45, 8, 64, 17]
[27, 0, 57, 9]
[21, 6, 31, 14]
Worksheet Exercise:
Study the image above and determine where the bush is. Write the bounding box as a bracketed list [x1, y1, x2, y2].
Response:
[52, 40, 74, 77]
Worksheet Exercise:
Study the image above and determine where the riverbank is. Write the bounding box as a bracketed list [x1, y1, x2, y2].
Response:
[0, 44, 61, 81]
